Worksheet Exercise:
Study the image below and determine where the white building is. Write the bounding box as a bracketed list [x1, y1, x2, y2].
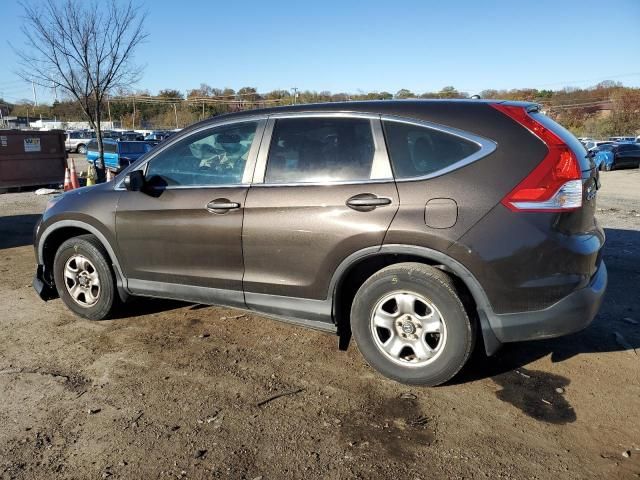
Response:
[29, 119, 119, 130]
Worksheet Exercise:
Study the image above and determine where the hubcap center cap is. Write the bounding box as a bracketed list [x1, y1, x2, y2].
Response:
[401, 321, 416, 335]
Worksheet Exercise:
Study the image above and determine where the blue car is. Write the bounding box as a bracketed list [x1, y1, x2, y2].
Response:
[86, 139, 154, 171]
[593, 142, 640, 171]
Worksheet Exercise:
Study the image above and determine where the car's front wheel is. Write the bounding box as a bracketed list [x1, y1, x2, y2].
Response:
[53, 234, 119, 320]
[350, 263, 475, 386]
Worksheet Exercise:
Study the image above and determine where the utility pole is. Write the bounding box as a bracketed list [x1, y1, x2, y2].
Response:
[291, 87, 298, 105]
[31, 81, 38, 107]
[132, 96, 136, 130]
[173, 103, 178, 129]
[32, 81, 38, 107]
[202, 101, 205, 120]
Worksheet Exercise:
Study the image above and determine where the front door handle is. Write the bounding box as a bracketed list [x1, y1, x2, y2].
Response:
[346, 194, 392, 211]
[206, 199, 240, 213]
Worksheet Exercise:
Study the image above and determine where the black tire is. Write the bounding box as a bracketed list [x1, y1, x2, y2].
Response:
[53, 234, 119, 320]
[350, 262, 475, 386]
[604, 163, 612, 171]
[76, 144, 87, 154]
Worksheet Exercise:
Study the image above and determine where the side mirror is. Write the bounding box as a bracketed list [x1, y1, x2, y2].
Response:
[124, 170, 145, 191]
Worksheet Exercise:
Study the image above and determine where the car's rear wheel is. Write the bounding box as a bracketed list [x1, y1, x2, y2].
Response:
[76, 144, 87, 154]
[350, 263, 475, 386]
[53, 234, 118, 320]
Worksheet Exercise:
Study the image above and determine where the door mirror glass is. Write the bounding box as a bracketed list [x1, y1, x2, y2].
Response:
[124, 170, 145, 191]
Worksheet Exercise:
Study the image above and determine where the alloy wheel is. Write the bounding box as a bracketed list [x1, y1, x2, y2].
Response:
[63, 254, 100, 307]
[370, 291, 447, 367]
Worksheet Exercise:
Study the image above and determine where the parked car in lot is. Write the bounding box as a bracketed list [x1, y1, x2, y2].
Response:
[85, 139, 154, 172]
[32, 100, 606, 385]
[144, 131, 171, 143]
[582, 140, 612, 151]
[118, 131, 145, 141]
[608, 136, 636, 142]
[593, 142, 640, 170]
[65, 130, 95, 154]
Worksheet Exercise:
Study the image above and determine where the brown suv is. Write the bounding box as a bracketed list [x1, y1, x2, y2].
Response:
[33, 100, 607, 385]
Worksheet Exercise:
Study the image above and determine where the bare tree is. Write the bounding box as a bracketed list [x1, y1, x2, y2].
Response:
[14, 0, 147, 182]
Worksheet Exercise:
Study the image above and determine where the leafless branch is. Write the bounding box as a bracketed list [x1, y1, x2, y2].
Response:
[12, 0, 147, 180]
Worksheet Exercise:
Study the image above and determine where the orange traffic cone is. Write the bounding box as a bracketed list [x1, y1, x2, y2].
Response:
[69, 158, 80, 189]
[63, 168, 73, 191]
[106, 169, 113, 182]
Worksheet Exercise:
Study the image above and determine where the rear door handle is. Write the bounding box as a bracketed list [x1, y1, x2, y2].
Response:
[346, 194, 392, 211]
[206, 199, 240, 213]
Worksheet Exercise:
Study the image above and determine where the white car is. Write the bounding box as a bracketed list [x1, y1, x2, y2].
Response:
[65, 131, 94, 154]
[583, 140, 613, 151]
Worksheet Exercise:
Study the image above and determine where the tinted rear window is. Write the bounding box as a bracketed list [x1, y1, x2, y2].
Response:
[120, 142, 149, 154]
[87, 140, 117, 153]
[265, 117, 375, 183]
[383, 121, 480, 179]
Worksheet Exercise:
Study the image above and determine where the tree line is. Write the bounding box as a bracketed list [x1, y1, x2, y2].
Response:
[2, 81, 639, 138]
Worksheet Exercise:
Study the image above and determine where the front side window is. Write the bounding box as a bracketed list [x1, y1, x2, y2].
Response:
[383, 121, 481, 179]
[145, 121, 258, 186]
[264, 117, 375, 184]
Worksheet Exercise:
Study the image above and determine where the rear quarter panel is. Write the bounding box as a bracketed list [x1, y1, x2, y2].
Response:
[384, 103, 547, 249]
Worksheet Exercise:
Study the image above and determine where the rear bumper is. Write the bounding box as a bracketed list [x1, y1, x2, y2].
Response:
[488, 261, 607, 343]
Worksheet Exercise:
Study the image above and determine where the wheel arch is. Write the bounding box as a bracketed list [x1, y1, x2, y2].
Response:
[38, 220, 129, 301]
[330, 244, 501, 356]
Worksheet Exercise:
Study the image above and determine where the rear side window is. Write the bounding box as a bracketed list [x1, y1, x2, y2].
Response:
[264, 117, 375, 183]
[383, 121, 480, 179]
[87, 140, 98, 151]
[104, 142, 118, 154]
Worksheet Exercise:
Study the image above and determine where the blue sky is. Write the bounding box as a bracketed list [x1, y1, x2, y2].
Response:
[1, 0, 639, 103]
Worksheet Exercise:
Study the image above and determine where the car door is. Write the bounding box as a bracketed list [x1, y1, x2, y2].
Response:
[242, 114, 399, 321]
[103, 141, 119, 170]
[616, 144, 640, 167]
[115, 118, 266, 308]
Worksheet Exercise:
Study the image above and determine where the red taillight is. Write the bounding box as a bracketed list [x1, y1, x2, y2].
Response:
[491, 104, 582, 212]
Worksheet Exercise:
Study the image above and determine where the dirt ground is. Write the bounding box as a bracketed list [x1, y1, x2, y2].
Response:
[0, 168, 639, 479]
